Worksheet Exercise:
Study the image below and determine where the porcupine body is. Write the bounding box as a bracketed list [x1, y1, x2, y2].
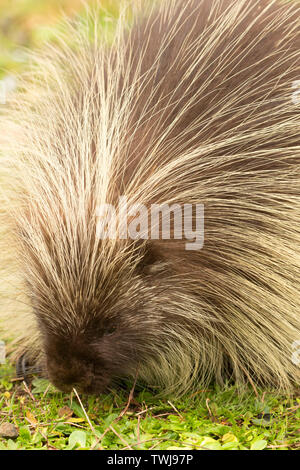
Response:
[0, 0, 300, 395]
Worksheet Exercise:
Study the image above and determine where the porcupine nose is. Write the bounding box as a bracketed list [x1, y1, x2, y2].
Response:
[47, 357, 94, 393]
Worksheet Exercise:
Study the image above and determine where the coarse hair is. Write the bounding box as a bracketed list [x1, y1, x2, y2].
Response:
[0, 0, 299, 395]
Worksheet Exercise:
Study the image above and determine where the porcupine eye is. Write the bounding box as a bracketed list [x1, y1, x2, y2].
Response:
[90, 324, 117, 339]
[103, 326, 117, 336]
[84, 324, 117, 343]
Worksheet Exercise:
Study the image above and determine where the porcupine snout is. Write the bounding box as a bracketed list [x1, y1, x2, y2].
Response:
[47, 357, 93, 393]
[45, 339, 112, 394]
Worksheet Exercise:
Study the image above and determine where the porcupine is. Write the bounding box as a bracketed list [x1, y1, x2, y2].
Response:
[0, 0, 300, 395]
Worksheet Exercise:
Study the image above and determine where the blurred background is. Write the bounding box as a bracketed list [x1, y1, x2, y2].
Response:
[0, 0, 118, 84]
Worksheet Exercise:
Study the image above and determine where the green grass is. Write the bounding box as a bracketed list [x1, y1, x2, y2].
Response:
[0, 361, 299, 450]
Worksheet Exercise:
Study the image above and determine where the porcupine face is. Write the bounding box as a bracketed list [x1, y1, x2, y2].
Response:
[29, 243, 167, 394]
[43, 326, 133, 394]
[43, 332, 117, 394]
